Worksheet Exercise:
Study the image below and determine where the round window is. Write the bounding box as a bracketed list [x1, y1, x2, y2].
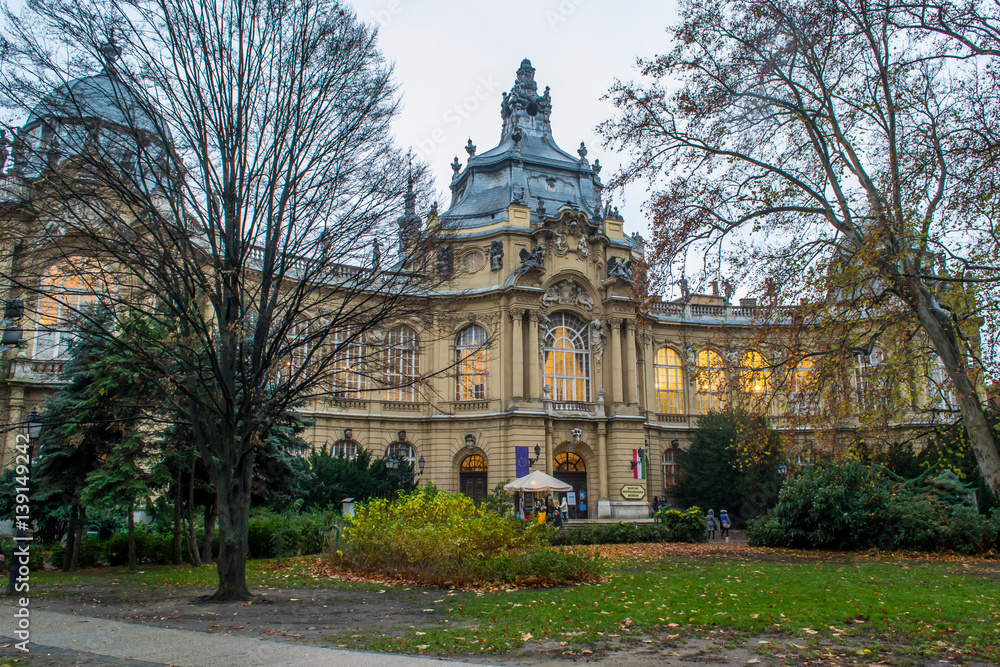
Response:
[463, 251, 486, 273]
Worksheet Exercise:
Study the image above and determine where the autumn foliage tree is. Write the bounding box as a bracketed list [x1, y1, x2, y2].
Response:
[601, 0, 1000, 496]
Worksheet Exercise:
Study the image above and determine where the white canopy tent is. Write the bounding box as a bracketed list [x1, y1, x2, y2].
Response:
[504, 470, 572, 493]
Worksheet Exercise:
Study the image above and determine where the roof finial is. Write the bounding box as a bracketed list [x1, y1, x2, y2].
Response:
[465, 138, 477, 157]
[99, 30, 122, 70]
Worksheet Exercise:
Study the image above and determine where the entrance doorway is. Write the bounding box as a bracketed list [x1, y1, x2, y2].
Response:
[459, 453, 488, 505]
[553, 452, 588, 519]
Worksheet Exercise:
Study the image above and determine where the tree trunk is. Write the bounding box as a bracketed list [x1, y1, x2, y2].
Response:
[69, 505, 85, 572]
[915, 291, 1000, 498]
[62, 499, 79, 572]
[186, 460, 202, 567]
[211, 453, 253, 601]
[127, 501, 137, 572]
[173, 468, 183, 565]
[201, 493, 217, 563]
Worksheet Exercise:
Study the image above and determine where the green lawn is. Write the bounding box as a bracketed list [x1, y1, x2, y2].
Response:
[327, 554, 1000, 660]
[27, 549, 1000, 662]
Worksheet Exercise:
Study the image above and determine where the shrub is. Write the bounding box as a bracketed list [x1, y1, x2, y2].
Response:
[337, 490, 597, 586]
[747, 462, 1000, 554]
[48, 538, 106, 568]
[247, 509, 340, 559]
[0, 537, 45, 572]
[103, 530, 176, 566]
[548, 509, 705, 546]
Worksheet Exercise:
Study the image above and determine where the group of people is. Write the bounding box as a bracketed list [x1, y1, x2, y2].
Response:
[524, 494, 569, 526]
[705, 508, 732, 540]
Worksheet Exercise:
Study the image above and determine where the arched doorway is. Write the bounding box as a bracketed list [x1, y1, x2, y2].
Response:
[553, 452, 587, 519]
[459, 453, 488, 505]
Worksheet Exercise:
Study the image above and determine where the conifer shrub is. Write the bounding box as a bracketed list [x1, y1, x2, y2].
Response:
[335, 488, 600, 586]
[747, 461, 1000, 554]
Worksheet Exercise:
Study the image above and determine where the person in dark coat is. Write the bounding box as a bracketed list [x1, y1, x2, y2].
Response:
[719, 509, 731, 539]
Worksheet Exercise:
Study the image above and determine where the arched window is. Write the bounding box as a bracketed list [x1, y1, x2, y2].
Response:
[695, 349, 726, 414]
[654, 348, 684, 414]
[384, 325, 420, 402]
[331, 326, 366, 398]
[927, 356, 955, 410]
[331, 439, 359, 459]
[738, 351, 770, 394]
[662, 447, 680, 490]
[854, 347, 884, 412]
[276, 320, 310, 384]
[738, 351, 772, 413]
[386, 442, 416, 467]
[35, 258, 110, 360]
[456, 325, 489, 401]
[789, 356, 815, 394]
[460, 453, 488, 472]
[543, 313, 591, 402]
[553, 452, 586, 472]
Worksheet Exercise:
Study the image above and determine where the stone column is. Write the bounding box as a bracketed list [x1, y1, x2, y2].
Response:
[2, 385, 25, 470]
[608, 317, 623, 404]
[527, 311, 541, 400]
[597, 420, 611, 518]
[510, 308, 524, 399]
[624, 320, 638, 405]
[642, 328, 656, 413]
[544, 419, 553, 475]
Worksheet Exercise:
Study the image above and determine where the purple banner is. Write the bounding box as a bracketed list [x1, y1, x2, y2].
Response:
[515, 446, 530, 478]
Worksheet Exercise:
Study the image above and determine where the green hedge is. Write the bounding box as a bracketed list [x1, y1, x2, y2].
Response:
[747, 461, 1000, 554]
[247, 509, 342, 559]
[548, 508, 706, 546]
[0, 536, 45, 572]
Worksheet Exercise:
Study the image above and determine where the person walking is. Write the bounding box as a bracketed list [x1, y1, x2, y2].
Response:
[706, 508, 717, 540]
[559, 496, 569, 521]
[719, 509, 731, 540]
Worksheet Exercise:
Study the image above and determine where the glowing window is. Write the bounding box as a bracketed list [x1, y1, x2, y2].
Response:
[543, 313, 591, 402]
[695, 349, 726, 414]
[331, 326, 366, 398]
[654, 348, 684, 414]
[384, 326, 420, 402]
[456, 325, 489, 401]
[34, 258, 112, 360]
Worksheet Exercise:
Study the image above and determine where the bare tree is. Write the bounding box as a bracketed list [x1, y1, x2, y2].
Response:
[0, 0, 438, 600]
[600, 0, 1000, 495]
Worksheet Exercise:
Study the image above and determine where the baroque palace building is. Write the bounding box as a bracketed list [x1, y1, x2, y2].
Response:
[0, 59, 952, 518]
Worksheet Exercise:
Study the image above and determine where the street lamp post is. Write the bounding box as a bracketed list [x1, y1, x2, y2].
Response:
[7, 408, 43, 595]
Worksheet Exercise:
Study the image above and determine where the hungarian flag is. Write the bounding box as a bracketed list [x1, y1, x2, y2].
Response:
[632, 449, 645, 479]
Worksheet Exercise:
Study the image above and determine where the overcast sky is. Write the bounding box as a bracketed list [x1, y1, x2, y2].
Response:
[349, 0, 679, 239]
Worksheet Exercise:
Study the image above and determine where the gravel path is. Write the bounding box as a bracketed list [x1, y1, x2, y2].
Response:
[0, 607, 498, 666]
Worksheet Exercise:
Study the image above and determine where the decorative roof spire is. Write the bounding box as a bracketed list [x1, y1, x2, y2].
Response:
[500, 58, 553, 141]
[99, 31, 122, 72]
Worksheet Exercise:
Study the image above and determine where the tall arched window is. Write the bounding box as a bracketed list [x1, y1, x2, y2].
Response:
[738, 351, 772, 413]
[695, 349, 726, 414]
[331, 438, 359, 459]
[544, 313, 591, 402]
[35, 258, 110, 360]
[854, 347, 884, 412]
[331, 326, 366, 398]
[276, 320, 310, 385]
[927, 356, 955, 410]
[654, 347, 684, 414]
[662, 447, 680, 490]
[789, 356, 815, 394]
[386, 442, 416, 467]
[384, 326, 420, 401]
[456, 325, 489, 401]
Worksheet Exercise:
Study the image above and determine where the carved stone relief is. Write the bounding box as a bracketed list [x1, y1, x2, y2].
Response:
[590, 320, 607, 371]
[540, 279, 594, 311]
